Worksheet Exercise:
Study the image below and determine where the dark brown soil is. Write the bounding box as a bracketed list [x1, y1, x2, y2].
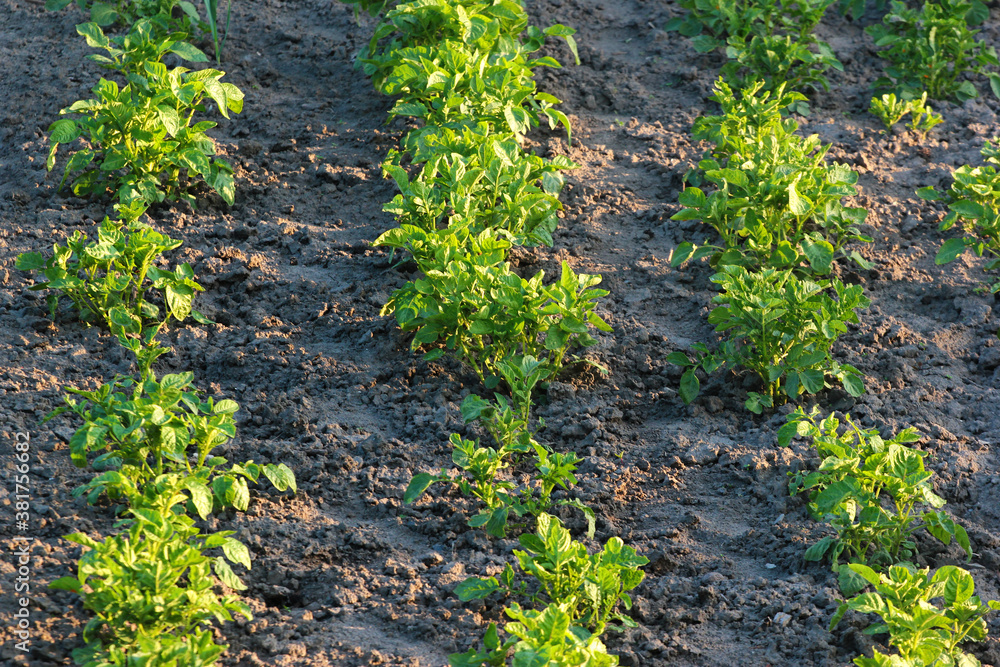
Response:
[1, 0, 999, 665]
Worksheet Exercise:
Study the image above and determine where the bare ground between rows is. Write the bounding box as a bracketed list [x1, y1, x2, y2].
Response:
[0, 0, 999, 665]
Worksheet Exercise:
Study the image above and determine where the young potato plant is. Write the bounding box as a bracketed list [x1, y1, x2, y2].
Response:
[46, 371, 296, 510]
[665, 0, 834, 53]
[782, 407, 970, 594]
[405, 356, 594, 538]
[48, 21, 242, 208]
[869, 91, 943, 137]
[382, 132, 577, 248]
[375, 227, 611, 384]
[671, 80, 872, 275]
[453, 603, 617, 667]
[867, 0, 1000, 102]
[721, 34, 843, 107]
[51, 504, 252, 667]
[451, 513, 647, 666]
[669, 266, 868, 413]
[830, 564, 999, 667]
[45, 0, 205, 36]
[15, 216, 206, 327]
[919, 137, 1000, 292]
[359, 0, 578, 142]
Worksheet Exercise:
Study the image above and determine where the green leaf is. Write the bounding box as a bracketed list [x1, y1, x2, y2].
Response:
[156, 106, 182, 137]
[990, 73, 1000, 101]
[788, 181, 812, 216]
[799, 369, 826, 394]
[404, 473, 438, 504]
[261, 463, 297, 493]
[842, 372, 864, 397]
[48, 119, 80, 145]
[916, 186, 941, 201]
[936, 238, 968, 265]
[185, 479, 213, 520]
[170, 41, 209, 63]
[777, 421, 801, 447]
[804, 536, 836, 561]
[951, 200, 986, 219]
[15, 252, 47, 271]
[679, 368, 700, 405]
[837, 565, 870, 596]
[802, 240, 834, 274]
[454, 577, 499, 601]
[222, 538, 252, 570]
[214, 557, 247, 590]
[89, 2, 117, 26]
[48, 576, 82, 592]
[691, 35, 719, 53]
[665, 351, 691, 366]
[213, 399, 239, 414]
[814, 480, 856, 514]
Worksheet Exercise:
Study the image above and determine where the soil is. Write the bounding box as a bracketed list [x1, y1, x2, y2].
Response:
[1, 0, 1000, 665]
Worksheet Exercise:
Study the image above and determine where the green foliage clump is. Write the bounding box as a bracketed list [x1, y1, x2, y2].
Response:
[665, 0, 842, 103]
[669, 266, 868, 412]
[869, 91, 943, 137]
[673, 80, 872, 275]
[360, 0, 577, 140]
[47, 371, 296, 509]
[920, 137, 1000, 292]
[45, 0, 205, 36]
[721, 34, 843, 100]
[51, 506, 251, 667]
[665, 0, 832, 51]
[382, 130, 576, 248]
[405, 357, 593, 538]
[867, 0, 1000, 102]
[16, 217, 200, 323]
[48, 21, 242, 208]
[782, 407, 970, 594]
[831, 564, 999, 667]
[450, 513, 648, 666]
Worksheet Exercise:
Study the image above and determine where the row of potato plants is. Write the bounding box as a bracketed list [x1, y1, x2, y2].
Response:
[664, 5, 1000, 657]
[339, 0, 647, 663]
[667, 78, 871, 413]
[16, 8, 295, 666]
[780, 409, 999, 666]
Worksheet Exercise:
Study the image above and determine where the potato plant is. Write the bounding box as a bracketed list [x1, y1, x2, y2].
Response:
[15, 216, 205, 326]
[721, 34, 843, 101]
[376, 237, 611, 384]
[405, 357, 594, 538]
[830, 564, 999, 666]
[45, 0, 205, 36]
[665, 0, 834, 52]
[919, 137, 1000, 292]
[665, 0, 841, 106]
[669, 266, 868, 413]
[357, 0, 578, 141]
[781, 407, 970, 594]
[51, 505, 252, 667]
[671, 80, 872, 275]
[451, 513, 647, 666]
[869, 91, 943, 137]
[48, 21, 242, 208]
[382, 133, 577, 248]
[47, 371, 296, 510]
[867, 0, 1000, 102]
